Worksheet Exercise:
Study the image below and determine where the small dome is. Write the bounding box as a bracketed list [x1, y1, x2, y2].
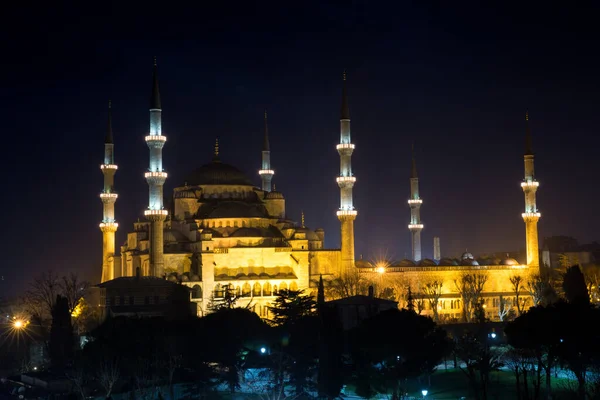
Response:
[266, 191, 284, 199]
[461, 258, 480, 266]
[293, 227, 320, 241]
[164, 229, 189, 244]
[418, 258, 437, 266]
[398, 259, 416, 267]
[501, 258, 519, 266]
[438, 258, 458, 266]
[490, 258, 502, 265]
[461, 252, 475, 260]
[315, 228, 324, 232]
[190, 274, 200, 281]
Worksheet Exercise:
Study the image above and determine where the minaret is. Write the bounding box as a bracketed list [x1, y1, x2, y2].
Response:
[259, 110, 274, 192]
[521, 111, 541, 268]
[408, 143, 423, 261]
[144, 57, 168, 277]
[100, 100, 118, 283]
[336, 70, 357, 274]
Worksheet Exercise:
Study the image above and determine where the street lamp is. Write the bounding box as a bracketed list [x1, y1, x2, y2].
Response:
[421, 389, 428, 398]
[260, 347, 267, 354]
[13, 320, 24, 329]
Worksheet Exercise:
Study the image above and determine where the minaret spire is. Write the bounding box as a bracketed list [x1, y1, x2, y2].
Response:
[521, 111, 541, 268]
[336, 70, 357, 274]
[144, 57, 168, 278]
[301, 210, 305, 228]
[259, 110, 274, 192]
[408, 143, 423, 261]
[100, 100, 118, 282]
[213, 138, 220, 161]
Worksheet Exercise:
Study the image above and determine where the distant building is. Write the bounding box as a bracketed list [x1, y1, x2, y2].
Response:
[542, 236, 599, 268]
[87, 269, 195, 321]
[326, 288, 398, 330]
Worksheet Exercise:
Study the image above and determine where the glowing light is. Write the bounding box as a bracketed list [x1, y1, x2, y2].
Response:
[490, 332, 497, 339]
[145, 135, 167, 142]
[521, 181, 540, 187]
[336, 143, 355, 150]
[259, 169, 274, 175]
[337, 210, 358, 216]
[145, 171, 168, 178]
[13, 320, 23, 329]
[522, 212, 541, 218]
[376, 266, 386, 274]
[99, 222, 119, 229]
[421, 390, 428, 397]
[336, 176, 356, 183]
[71, 299, 84, 318]
[260, 347, 267, 354]
[100, 164, 118, 170]
[100, 193, 118, 199]
[408, 224, 424, 229]
[407, 199, 423, 204]
[144, 209, 168, 216]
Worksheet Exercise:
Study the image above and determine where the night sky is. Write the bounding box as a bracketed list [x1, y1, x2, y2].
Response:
[2, 2, 600, 296]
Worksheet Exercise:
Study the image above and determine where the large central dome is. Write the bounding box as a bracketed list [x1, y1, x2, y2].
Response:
[185, 160, 254, 186]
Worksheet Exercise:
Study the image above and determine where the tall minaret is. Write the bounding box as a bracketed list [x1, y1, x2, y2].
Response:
[144, 57, 168, 277]
[336, 70, 357, 274]
[259, 110, 274, 192]
[100, 100, 118, 283]
[521, 111, 541, 268]
[408, 144, 423, 261]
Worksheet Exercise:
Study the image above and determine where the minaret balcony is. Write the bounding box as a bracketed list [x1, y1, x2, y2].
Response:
[259, 169, 275, 175]
[337, 210, 358, 217]
[522, 212, 541, 218]
[336, 143, 355, 150]
[145, 171, 168, 179]
[407, 199, 423, 205]
[336, 176, 356, 183]
[521, 181, 539, 188]
[99, 222, 119, 229]
[100, 164, 118, 170]
[145, 135, 167, 142]
[144, 209, 169, 216]
[408, 224, 424, 229]
[100, 193, 118, 200]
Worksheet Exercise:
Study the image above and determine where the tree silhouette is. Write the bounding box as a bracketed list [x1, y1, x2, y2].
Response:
[48, 295, 74, 372]
[562, 265, 589, 306]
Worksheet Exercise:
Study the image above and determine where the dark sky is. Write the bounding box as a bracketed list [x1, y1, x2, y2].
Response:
[2, 1, 600, 295]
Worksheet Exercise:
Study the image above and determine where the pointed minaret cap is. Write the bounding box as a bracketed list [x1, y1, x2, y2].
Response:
[263, 109, 270, 151]
[301, 210, 305, 228]
[410, 141, 418, 179]
[105, 100, 113, 144]
[213, 138, 220, 162]
[150, 56, 162, 110]
[525, 110, 533, 155]
[340, 70, 350, 120]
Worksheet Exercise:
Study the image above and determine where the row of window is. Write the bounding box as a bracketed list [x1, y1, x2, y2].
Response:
[108, 295, 160, 306]
[213, 281, 298, 299]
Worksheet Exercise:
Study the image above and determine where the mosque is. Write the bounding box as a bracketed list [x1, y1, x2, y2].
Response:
[98, 60, 540, 319]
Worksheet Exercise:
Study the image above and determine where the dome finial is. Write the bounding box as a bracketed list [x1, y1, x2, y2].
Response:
[340, 69, 350, 119]
[301, 210, 305, 228]
[410, 141, 418, 179]
[213, 138, 220, 161]
[150, 57, 161, 109]
[273, 183, 276, 191]
[525, 109, 533, 155]
[105, 99, 113, 144]
[263, 109, 270, 151]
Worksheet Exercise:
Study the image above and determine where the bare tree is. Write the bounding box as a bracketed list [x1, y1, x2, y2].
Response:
[422, 280, 443, 322]
[582, 264, 600, 303]
[497, 296, 512, 322]
[326, 269, 371, 300]
[61, 273, 89, 314]
[68, 365, 88, 400]
[454, 273, 488, 322]
[526, 274, 546, 306]
[510, 275, 525, 315]
[97, 359, 120, 398]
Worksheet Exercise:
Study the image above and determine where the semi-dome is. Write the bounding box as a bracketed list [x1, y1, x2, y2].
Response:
[461, 258, 480, 266]
[418, 258, 437, 266]
[398, 259, 416, 267]
[265, 190, 284, 199]
[501, 258, 519, 266]
[197, 201, 269, 219]
[438, 258, 459, 266]
[185, 161, 253, 186]
[293, 227, 321, 241]
[163, 229, 189, 244]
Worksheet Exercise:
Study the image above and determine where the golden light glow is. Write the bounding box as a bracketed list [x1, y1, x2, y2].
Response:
[336, 143, 355, 150]
[99, 222, 119, 229]
[522, 212, 541, 218]
[259, 169, 275, 175]
[145, 135, 167, 142]
[71, 299, 84, 318]
[408, 224, 424, 229]
[336, 210, 358, 216]
[100, 164, 118, 170]
[100, 193, 118, 199]
[336, 176, 356, 183]
[521, 181, 540, 188]
[376, 266, 386, 274]
[407, 199, 423, 204]
[13, 320, 23, 329]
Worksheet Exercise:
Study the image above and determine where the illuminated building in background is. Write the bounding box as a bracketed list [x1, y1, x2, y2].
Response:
[407, 144, 423, 261]
[259, 110, 274, 192]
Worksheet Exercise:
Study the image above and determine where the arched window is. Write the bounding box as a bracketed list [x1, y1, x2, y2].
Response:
[235, 286, 241, 296]
[242, 220, 246, 227]
[290, 282, 298, 291]
[214, 284, 223, 298]
[242, 283, 251, 297]
[263, 282, 272, 296]
[253, 282, 262, 297]
[273, 285, 278, 295]
[192, 284, 202, 299]
[280, 282, 288, 292]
